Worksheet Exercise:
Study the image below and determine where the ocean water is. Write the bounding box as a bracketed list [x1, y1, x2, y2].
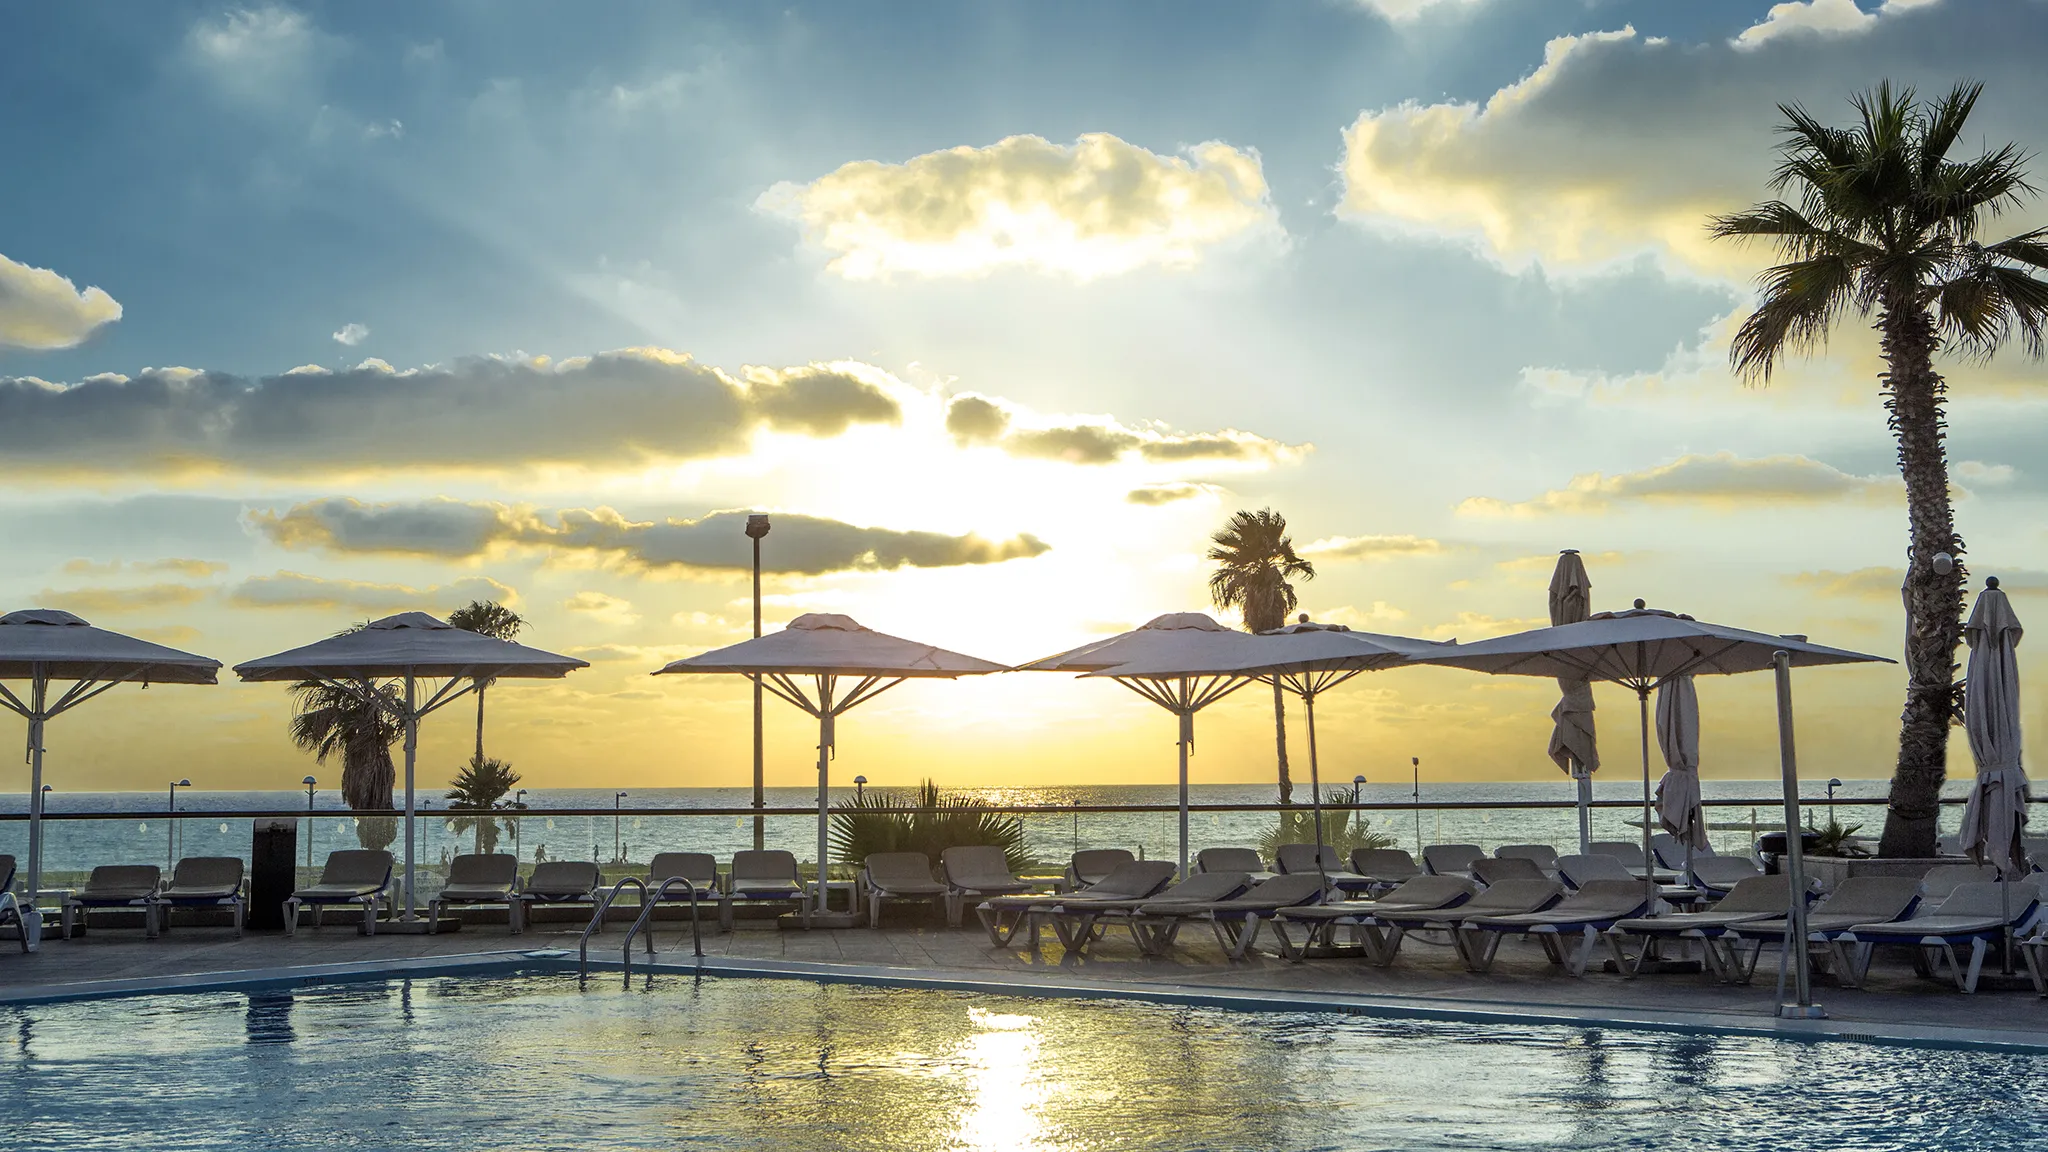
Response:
[2, 974, 2043, 1151]
[0, 777, 1972, 887]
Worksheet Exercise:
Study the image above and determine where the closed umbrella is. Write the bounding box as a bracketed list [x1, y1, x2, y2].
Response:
[0, 609, 221, 901]
[655, 613, 1004, 905]
[1546, 551, 1599, 853]
[1410, 603, 1888, 1017]
[1653, 674, 1708, 880]
[1957, 577, 2028, 971]
[237, 612, 588, 919]
[1016, 613, 1267, 875]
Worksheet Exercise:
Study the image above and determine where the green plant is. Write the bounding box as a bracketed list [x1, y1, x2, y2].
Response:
[1257, 789, 1395, 860]
[1207, 508, 1315, 806]
[447, 599, 527, 765]
[830, 780, 1035, 873]
[1805, 815, 1870, 858]
[446, 756, 522, 854]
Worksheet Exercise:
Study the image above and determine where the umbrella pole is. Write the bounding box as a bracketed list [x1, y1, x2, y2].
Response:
[816, 675, 834, 914]
[1304, 686, 1327, 885]
[1177, 686, 1192, 879]
[1574, 769, 1592, 856]
[1638, 688, 1655, 911]
[26, 670, 47, 901]
[403, 672, 418, 920]
[1771, 651, 1823, 1019]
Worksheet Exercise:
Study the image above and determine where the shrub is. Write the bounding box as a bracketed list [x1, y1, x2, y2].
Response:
[1257, 789, 1395, 861]
[830, 780, 1035, 873]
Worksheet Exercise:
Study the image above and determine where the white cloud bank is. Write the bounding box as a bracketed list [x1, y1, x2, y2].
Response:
[0, 252, 123, 350]
[760, 133, 1276, 279]
[1459, 452, 1902, 516]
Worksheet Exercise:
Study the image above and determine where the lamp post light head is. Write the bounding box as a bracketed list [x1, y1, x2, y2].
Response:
[1829, 777, 1843, 789]
[746, 514, 771, 540]
[854, 775, 867, 785]
[175, 779, 191, 789]
[40, 784, 51, 794]
[302, 775, 317, 787]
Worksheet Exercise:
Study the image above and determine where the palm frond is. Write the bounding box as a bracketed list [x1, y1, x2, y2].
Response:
[1730, 256, 1860, 381]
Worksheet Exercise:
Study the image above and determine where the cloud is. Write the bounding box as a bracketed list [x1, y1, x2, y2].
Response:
[61, 558, 227, 578]
[131, 625, 203, 646]
[1459, 453, 1901, 516]
[942, 393, 1301, 467]
[1788, 566, 2048, 601]
[185, 5, 329, 103]
[227, 571, 519, 613]
[1734, 0, 1939, 48]
[1336, 1, 1974, 275]
[1126, 482, 1223, 506]
[1956, 460, 2017, 486]
[249, 497, 1052, 576]
[1300, 534, 1446, 561]
[760, 132, 1276, 279]
[0, 251, 123, 350]
[1422, 611, 1548, 640]
[1353, 0, 1484, 21]
[1315, 602, 1412, 628]
[563, 590, 639, 625]
[35, 583, 213, 615]
[0, 348, 902, 477]
[332, 322, 369, 346]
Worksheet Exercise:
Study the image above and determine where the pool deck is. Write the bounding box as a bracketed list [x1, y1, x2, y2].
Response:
[4, 913, 2046, 1052]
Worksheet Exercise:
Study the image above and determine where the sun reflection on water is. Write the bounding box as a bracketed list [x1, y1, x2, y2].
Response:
[951, 1008, 1048, 1152]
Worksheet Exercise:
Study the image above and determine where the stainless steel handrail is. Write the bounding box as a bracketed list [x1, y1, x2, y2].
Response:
[620, 876, 706, 978]
[578, 876, 646, 978]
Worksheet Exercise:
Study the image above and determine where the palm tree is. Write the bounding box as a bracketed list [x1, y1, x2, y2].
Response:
[1710, 81, 2048, 857]
[289, 676, 404, 849]
[447, 600, 526, 767]
[1207, 508, 1315, 805]
[446, 757, 521, 854]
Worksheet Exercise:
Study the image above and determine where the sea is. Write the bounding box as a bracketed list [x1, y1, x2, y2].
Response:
[0, 777, 1977, 881]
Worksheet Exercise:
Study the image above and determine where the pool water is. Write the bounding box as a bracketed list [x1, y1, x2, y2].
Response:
[2, 975, 2043, 1151]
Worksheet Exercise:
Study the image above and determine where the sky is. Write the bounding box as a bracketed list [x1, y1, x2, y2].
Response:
[4, 0, 2047, 796]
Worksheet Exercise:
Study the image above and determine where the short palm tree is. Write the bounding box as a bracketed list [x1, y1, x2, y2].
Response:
[446, 757, 522, 854]
[1710, 81, 2048, 857]
[447, 600, 526, 765]
[288, 677, 403, 813]
[1207, 509, 1315, 805]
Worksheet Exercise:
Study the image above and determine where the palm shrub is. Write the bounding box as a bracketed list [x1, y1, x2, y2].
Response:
[1257, 789, 1395, 861]
[446, 756, 522, 854]
[830, 780, 1035, 873]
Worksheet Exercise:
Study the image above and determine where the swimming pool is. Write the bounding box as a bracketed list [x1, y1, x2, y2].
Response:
[2, 974, 2041, 1151]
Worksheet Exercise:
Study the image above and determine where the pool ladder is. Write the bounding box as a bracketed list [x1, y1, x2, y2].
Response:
[577, 876, 705, 979]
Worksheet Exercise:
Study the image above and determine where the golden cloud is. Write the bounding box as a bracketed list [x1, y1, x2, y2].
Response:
[760, 133, 1276, 279]
[35, 582, 212, 615]
[227, 571, 519, 613]
[61, 557, 228, 578]
[1458, 452, 1901, 517]
[563, 590, 639, 625]
[0, 250, 123, 350]
[942, 393, 1303, 468]
[1300, 534, 1446, 561]
[1126, 482, 1224, 506]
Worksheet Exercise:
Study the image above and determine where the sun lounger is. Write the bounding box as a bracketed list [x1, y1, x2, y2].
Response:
[285, 850, 393, 936]
[974, 860, 1175, 948]
[61, 865, 162, 937]
[1918, 863, 1999, 899]
[426, 853, 520, 933]
[1267, 874, 1476, 962]
[514, 860, 604, 932]
[1835, 881, 2043, 992]
[1495, 844, 1561, 875]
[1605, 875, 1795, 978]
[1589, 840, 1680, 882]
[1421, 843, 1484, 878]
[861, 852, 949, 927]
[1366, 878, 1563, 968]
[1453, 879, 1653, 976]
[1275, 844, 1369, 893]
[1650, 833, 1713, 872]
[0, 856, 29, 952]
[647, 852, 720, 900]
[1046, 870, 1251, 956]
[721, 850, 808, 930]
[1349, 848, 1420, 892]
[150, 857, 246, 937]
[1557, 853, 1694, 901]
[1065, 849, 1135, 890]
[942, 846, 1039, 928]
[1687, 854, 1762, 897]
[1130, 874, 1328, 961]
[1719, 875, 1922, 984]
[1196, 847, 1276, 883]
[1472, 856, 1548, 886]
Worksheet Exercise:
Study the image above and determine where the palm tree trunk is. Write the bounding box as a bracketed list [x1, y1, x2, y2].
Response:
[1875, 295, 1967, 859]
[1272, 678, 1293, 806]
[473, 680, 488, 766]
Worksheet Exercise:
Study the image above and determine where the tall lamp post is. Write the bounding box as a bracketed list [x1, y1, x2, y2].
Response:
[1410, 757, 1422, 856]
[513, 788, 527, 861]
[746, 514, 771, 851]
[167, 778, 191, 871]
[613, 791, 628, 864]
[302, 776, 317, 871]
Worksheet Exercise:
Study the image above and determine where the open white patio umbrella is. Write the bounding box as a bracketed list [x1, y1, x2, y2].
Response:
[1410, 602, 1888, 1016]
[655, 613, 1004, 894]
[1959, 577, 2029, 874]
[1654, 674, 1708, 875]
[236, 612, 587, 918]
[0, 609, 222, 899]
[1547, 551, 1599, 853]
[1016, 613, 1269, 875]
[1252, 621, 1450, 881]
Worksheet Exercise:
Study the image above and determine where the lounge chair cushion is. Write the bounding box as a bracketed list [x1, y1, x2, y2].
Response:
[1472, 857, 1548, 886]
[1732, 875, 1923, 938]
[159, 857, 244, 901]
[74, 865, 162, 904]
[1462, 879, 1647, 929]
[523, 861, 601, 899]
[1350, 848, 1420, 881]
[1143, 873, 1325, 917]
[1422, 844, 1484, 875]
[865, 853, 948, 895]
[1846, 882, 2041, 940]
[1611, 875, 1794, 934]
[942, 846, 1033, 894]
[1381, 878, 1558, 926]
[1068, 849, 1136, 886]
